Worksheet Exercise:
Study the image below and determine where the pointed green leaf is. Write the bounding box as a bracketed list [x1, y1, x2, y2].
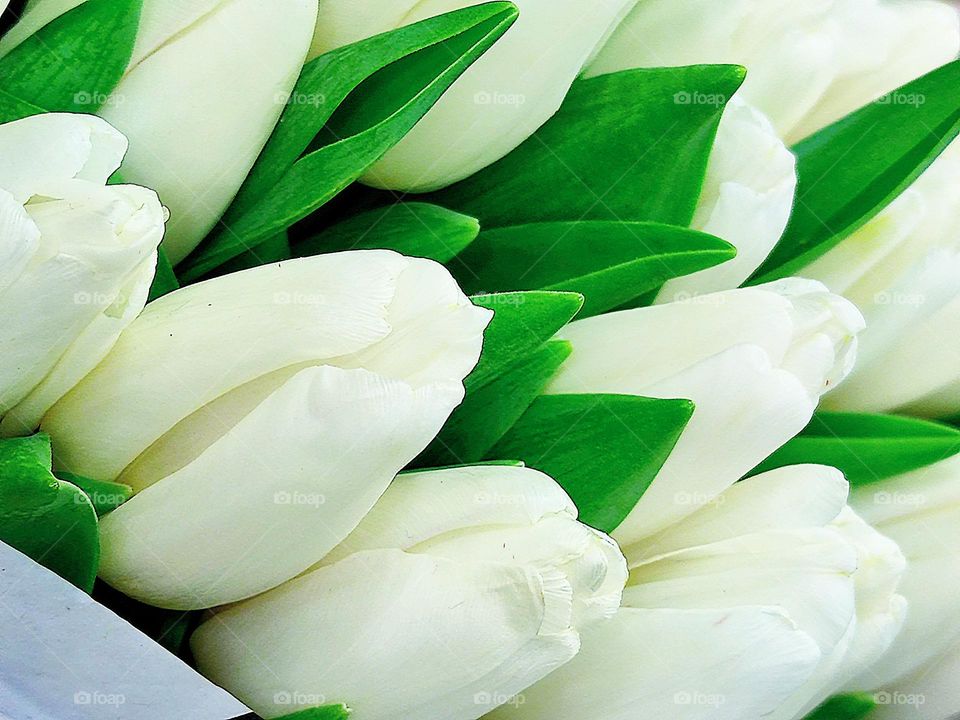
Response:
[0, 433, 99, 591]
[752, 58, 960, 281]
[451, 221, 735, 317]
[0, 0, 141, 121]
[751, 412, 960, 486]
[805, 693, 876, 720]
[468, 291, 582, 392]
[488, 394, 694, 533]
[298, 203, 479, 263]
[180, 3, 518, 279]
[419, 340, 572, 467]
[430, 65, 745, 228]
[275, 705, 351, 720]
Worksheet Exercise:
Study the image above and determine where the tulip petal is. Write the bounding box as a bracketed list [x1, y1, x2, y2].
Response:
[43, 251, 413, 480]
[98, 365, 466, 609]
[0, 187, 39, 296]
[869, 641, 960, 720]
[99, 0, 318, 262]
[487, 606, 821, 720]
[192, 548, 581, 720]
[0, 113, 126, 201]
[635, 464, 849, 559]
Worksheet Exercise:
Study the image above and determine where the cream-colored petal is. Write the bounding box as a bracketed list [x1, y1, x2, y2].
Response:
[98, 365, 465, 609]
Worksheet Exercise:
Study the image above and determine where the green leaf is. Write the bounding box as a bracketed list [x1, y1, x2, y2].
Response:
[147, 247, 179, 303]
[297, 203, 479, 263]
[0, 434, 99, 591]
[467, 291, 582, 392]
[180, 2, 518, 279]
[488, 395, 694, 533]
[419, 340, 572, 467]
[0, 0, 141, 121]
[275, 705, 351, 720]
[752, 58, 960, 281]
[215, 232, 292, 276]
[750, 412, 960, 486]
[55, 472, 132, 517]
[430, 65, 745, 228]
[805, 693, 876, 720]
[451, 221, 735, 317]
[0, 89, 44, 123]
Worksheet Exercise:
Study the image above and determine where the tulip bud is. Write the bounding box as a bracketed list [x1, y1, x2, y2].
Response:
[808, 142, 960, 418]
[547, 278, 864, 546]
[190, 464, 628, 720]
[308, 0, 640, 191]
[41, 250, 490, 609]
[588, 0, 960, 143]
[847, 454, 960, 695]
[0, 113, 164, 435]
[1, 0, 319, 263]
[655, 94, 797, 302]
[489, 465, 906, 720]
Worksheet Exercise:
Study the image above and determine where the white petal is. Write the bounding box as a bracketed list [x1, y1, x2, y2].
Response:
[613, 345, 816, 547]
[634, 465, 849, 560]
[98, 365, 465, 609]
[322, 0, 641, 191]
[100, 0, 318, 262]
[0, 187, 39, 297]
[0, 113, 127, 201]
[657, 96, 797, 300]
[624, 528, 858, 657]
[44, 251, 487, 481]
[309, 0, 420, 52]
[192, 548, 581, 720]
[869, 641, 960, 720]
[487, 606, 821, 720]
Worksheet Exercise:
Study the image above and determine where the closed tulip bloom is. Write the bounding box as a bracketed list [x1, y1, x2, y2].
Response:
[589, 0, 959, 143]
[847, 455, 960, 700]
[191, 465, 628, 720]
[548, 278, 864, 543]
[41, 251, 490, 609]
[0, 113, 164, 435]
[655, 94, 797, 302]
[489, 466, 906, 720]
[808, 143, 960, 418]
[1, 0, 319, 263]
[308, 0, 640, 192]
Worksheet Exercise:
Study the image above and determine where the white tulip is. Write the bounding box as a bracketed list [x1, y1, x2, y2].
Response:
[489, 465, 906, 720]
[809, 142, 960, 417]
[0, 113, 164, 435]
[869, 641, 960, 720]
[548, 278, 864, 544]
[41, 251, 490, 609]
[1, 0, 319, 263]
[847, 455, 960, 696]
[191, 464, 628, 720]
[589, 0, 960, 144]
[655, 94, 797, 302]
[308, 0, 640, 192]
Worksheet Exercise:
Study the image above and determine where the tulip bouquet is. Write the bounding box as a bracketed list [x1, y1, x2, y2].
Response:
[2, 0, 960, 719]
